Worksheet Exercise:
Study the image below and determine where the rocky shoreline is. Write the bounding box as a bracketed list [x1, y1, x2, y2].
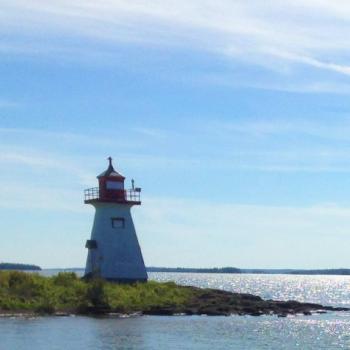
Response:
[143, 286, 349, 317]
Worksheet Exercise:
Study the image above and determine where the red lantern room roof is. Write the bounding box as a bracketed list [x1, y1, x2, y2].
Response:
[97, 157, 125, 180]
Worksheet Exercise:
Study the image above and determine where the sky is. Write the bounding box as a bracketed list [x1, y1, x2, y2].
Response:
[2, 1, 350, 268]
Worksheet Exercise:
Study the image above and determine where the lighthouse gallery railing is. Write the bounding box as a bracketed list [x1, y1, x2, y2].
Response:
[84, 187, 141, 203]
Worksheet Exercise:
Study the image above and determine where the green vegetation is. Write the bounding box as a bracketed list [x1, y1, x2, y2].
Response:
[1, 271, 347, 317]
[0, 271, 192, 315]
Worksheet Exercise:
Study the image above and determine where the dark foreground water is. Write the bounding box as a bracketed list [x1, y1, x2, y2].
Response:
[1, 272, 350, 349]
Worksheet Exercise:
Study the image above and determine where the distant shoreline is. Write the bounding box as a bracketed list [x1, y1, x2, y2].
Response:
[148, 267, 350, 276]
[4, 263, 350, 276]
[39, 267, 350, 276]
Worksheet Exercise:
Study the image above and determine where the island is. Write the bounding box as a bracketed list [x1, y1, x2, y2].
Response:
[0, 263, 41, 271]
[0, 271, 348, 317]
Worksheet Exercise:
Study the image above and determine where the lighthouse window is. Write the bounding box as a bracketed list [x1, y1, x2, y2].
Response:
[111, 218, 125, 229]
[106, 181, 123, 190]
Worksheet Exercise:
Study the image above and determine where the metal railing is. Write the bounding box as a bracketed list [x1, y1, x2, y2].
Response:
[84, 187, 141, 203]
[84, 187, 100, 201]
[125, 189, 141, 202]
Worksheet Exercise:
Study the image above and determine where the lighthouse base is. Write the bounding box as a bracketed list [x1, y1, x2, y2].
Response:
[84, 272, 147, 284]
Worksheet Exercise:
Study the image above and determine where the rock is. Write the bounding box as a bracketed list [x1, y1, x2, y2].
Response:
[175, 287, 350, 317]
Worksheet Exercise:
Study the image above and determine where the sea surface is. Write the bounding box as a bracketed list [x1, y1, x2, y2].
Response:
[1, 271, 350, 349]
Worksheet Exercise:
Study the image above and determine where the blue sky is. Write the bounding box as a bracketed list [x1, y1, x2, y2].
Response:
[2, 1, 350, 268]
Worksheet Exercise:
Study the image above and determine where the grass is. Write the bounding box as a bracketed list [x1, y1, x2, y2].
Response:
[0, 271, 192, 315]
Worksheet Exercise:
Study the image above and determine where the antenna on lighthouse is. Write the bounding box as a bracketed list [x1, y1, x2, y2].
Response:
[108, 156, 113, 166]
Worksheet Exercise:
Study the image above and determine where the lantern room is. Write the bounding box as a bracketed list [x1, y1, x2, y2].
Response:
[84, 157, 141, 205]
[98, 156, 125, 201]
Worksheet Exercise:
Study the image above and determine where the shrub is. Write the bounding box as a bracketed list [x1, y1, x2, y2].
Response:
[8, 272, 44, 299]
[53, 272, 79, 287]
[86, 278, 109, 308]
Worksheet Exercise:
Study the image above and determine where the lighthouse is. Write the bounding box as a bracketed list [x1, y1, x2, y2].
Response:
[84, 157, 147, 282]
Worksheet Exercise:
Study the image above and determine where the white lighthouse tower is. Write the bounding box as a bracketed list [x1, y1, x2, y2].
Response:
[84, 157, 147, 282]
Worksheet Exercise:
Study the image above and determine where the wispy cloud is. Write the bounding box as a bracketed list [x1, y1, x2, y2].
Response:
[133, 127, 168, 139]
[268, 51, 350, 76]
[2, 1, 350, 90]
[0, 128, 115, 146]
[208, 118, 350, 140]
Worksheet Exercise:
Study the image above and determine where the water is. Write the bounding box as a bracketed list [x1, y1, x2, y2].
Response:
[1, 272, 350, 349]
[150, 272, 350, 307]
